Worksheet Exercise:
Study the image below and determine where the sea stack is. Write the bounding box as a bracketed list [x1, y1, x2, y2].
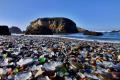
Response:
[25, 17, 78, 35]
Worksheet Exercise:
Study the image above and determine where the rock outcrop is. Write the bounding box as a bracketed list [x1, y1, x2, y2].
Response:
[111, 30, 120, 32]
[0, 25, 11, 35]
[25, 17, 78, 35]
[9, 26, 22, 34]
[26, 25, 53, 35]
[83, 30, 103, 36]
[78, 27, 103, 36]
[78, 27, 87, 33]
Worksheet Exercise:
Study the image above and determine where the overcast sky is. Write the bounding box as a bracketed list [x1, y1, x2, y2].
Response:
[0, 0, 120, 31]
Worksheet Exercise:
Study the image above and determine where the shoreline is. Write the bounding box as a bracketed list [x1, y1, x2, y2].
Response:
[61, 36, 120, 43]
[12, 34, 120, 44]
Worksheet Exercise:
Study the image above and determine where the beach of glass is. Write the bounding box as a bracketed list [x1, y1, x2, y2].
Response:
[0, 35, 120, 80]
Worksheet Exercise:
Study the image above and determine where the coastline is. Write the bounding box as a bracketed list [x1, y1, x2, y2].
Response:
[61, 36, 120, 43]
[12, 34, 120, 44]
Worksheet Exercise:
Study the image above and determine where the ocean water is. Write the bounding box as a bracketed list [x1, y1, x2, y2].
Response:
[64, 32, 120, 43]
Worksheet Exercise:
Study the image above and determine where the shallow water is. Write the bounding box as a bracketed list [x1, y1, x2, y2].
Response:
[64, 32, 120, 43]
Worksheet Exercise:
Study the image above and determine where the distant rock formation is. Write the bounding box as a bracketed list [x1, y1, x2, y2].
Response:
[9, 26, 22, 34]
[77, 27, 103, 36]
[25, 17, 78, 35]
[0, 25, 11, 35]
[111, 30, 120, 32]
[78, 27, 87, 33]
[83, 30, 103, 36]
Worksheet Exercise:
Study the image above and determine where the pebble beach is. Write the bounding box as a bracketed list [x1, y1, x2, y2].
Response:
[0, 35, 120, 80]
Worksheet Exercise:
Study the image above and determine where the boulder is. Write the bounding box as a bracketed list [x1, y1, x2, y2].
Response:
[9, 26, 22, 34]
[83, 30, 103, 36]
[0, 25, 11, 35]
[25, 17, 78, 35]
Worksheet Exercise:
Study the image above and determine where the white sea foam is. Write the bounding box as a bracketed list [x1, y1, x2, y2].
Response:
[60, 36, 120, 43]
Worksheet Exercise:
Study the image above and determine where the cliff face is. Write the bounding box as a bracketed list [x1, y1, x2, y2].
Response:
[9, 27, 22, 34]
[0, 26, 11, 35]
[26, 25, 53, 35]
[25, 17, 78, 35]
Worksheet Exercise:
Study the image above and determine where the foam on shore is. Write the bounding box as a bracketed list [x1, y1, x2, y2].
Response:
[12, 34, 120, 43]
[60, 36, 120, 43]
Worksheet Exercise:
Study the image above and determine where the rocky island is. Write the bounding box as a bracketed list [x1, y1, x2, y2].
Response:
[25, 17, 78, 35]
[25, 17, 103, 36]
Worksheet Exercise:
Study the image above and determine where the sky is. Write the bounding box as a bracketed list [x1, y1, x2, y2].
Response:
[0, 0, 120, 31]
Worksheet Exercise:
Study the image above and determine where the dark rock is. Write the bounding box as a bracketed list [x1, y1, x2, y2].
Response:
[0, 25, 11, 35]
[77, 27, 87, 33]
[9, 26, 22, 34]
[25, 17, 78, 35]
[83, 30, 103, 36]
[26, 25, 53, 35]
[111, 30, 120, 33]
